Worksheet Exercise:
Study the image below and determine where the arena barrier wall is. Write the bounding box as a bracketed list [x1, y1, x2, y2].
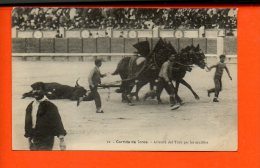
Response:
[12, 37, 237, 62]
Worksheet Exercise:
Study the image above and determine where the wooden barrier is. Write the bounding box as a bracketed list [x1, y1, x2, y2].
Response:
[12, 37, 237, 62]
[83, 38, 97, 53]
[224, 37, 237, 55]
[97, 38, 111, 53]
[111, 38, 124, 53]
[26, 38, 40, 53]
[206, 38, 217, 54]
[68, 38, 82, 53]
[55, 38, 68, 53]
[40, 38, 54, 53]
[192, 38, 207, 53]
[12, 38, 26, 53]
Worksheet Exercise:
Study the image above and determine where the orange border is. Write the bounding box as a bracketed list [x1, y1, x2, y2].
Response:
[1, 6, 260, 168]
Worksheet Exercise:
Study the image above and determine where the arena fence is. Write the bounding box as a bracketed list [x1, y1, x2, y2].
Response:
[12, 37, 237, 63]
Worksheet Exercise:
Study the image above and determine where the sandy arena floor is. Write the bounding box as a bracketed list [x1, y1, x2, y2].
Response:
[12, 60, 237, 151]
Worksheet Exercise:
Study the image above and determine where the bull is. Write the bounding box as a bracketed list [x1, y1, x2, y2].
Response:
[22, 80, 87, 101]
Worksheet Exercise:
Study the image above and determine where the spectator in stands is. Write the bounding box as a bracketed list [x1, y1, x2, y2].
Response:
[55, 30, 63, 38]
[12, 8, 237, 32]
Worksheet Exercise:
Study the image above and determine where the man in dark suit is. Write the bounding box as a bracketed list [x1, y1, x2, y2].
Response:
[24, 83, 67, 150]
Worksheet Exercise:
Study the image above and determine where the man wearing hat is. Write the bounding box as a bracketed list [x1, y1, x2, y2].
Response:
[24, 82, 67, 150]
[156, 55, 181, 110]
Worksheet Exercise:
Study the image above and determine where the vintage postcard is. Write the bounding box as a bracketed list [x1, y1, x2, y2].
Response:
[12, 7, 237, 151]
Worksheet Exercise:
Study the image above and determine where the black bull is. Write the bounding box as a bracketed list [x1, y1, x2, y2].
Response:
[22, 81, 87, 100]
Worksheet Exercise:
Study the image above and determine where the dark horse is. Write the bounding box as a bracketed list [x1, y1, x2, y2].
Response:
[112, 39, 206, 104]
[155, 45, 207, 103]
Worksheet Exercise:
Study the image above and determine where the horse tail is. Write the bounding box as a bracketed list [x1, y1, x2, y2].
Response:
[112, 57, 131, 75]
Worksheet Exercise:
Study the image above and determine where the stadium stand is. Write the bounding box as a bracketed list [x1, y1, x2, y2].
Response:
[12, 8, 237, 31]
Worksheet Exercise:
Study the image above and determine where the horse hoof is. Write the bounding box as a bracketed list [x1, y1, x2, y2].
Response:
[195, 96, 200, 100]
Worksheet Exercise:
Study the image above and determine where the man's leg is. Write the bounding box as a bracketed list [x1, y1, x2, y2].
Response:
[164, 81, 180, 110]
[91, 86, 103, 113]
[213, 78, 221, 102]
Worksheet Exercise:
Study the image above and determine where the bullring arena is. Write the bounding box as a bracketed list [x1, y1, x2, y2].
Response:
[12, 8, 237, 151]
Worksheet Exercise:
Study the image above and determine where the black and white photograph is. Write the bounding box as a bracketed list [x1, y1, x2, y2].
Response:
[12, 7, 237, 151]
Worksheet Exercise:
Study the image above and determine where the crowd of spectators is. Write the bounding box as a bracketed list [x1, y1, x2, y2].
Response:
[12, 8, 237, 31]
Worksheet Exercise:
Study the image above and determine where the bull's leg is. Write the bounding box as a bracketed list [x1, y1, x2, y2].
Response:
[180, 79, 200, 100]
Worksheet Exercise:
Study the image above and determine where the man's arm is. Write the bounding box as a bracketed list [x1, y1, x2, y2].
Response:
[225, 66, 232, 80]
[206, 64, 217, 71]
[100, 72, 107, 78]
[24, 102, 33, 138]
[161, 62, 170, 82]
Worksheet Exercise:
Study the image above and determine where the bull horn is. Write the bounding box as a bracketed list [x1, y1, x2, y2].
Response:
[75, 78, 80, 87]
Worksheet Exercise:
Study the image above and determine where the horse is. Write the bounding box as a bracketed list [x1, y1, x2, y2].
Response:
[112, 40, 206, 105]
[153, 44, 207, 104]
[112, 38, 175, 104]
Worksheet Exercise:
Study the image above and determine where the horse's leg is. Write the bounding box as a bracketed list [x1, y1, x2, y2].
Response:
[149, 81, 156, 99]
[134, 80, 148, 101]
[155, 80, 164, 104]
[180, 79, 200, 100]
[121, 81, 130, 103]
[119, 73, 128, 102]
[175, 81, 183, 103]
[125, 83, 135, 105]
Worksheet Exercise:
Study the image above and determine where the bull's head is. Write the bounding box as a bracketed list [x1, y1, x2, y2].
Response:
[72, 79, 87, 100]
